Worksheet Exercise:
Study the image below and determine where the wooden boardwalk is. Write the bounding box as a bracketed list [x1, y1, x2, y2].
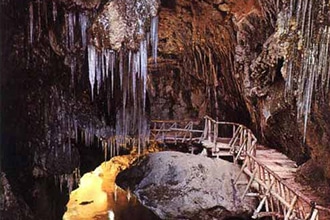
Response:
[150, 116, 330, 220]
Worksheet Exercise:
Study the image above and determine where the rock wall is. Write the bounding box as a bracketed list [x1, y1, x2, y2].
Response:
[148, 0, 251, 124]
[1, 0, 330, 219]
[231, 0, 330, 180]
[149, 0, 330, 182]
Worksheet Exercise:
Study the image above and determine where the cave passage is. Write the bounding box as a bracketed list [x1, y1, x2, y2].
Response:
[1, 0, 330, 219]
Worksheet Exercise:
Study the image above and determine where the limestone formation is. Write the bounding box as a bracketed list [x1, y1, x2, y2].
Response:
[1, 0, 330, 219]
[116, 152, 257, 219]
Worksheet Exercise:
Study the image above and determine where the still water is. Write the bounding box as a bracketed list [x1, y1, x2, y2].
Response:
[63, 155, 160, 220]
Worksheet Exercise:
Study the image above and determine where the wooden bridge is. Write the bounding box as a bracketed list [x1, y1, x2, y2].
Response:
[150, 116, 330, 220]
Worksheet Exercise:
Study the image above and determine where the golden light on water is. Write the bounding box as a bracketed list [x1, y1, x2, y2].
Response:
[63, 155, 136, 220]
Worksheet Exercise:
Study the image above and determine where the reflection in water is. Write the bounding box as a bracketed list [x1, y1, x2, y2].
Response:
[63, 155, 160, 220]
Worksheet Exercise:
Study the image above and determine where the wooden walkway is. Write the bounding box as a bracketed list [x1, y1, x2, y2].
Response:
[150, 116, 330, 220]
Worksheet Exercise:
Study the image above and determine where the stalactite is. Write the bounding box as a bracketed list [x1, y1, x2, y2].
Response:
[150, 16, 159, 63]
[79, 12, 88, 49]
[36, 0, 41, 40]
[68, 12, 75, 50]
[29, 2, 33, 45]
[84, 11, 159, 157]
[277, 0, 330, 140]
[52, 1, 57, 22]
[55, 167, 80, 194]
[88, 44, 96, 99]
[24, 0, 159, 168]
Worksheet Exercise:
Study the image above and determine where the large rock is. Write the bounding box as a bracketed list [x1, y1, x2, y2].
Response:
[116, 152, 257, 219]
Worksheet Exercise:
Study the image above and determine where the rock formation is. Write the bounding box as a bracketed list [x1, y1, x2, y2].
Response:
[151, 0, 330, 182]
[1, 0, 329, 219]
[116, 152, 257, 219]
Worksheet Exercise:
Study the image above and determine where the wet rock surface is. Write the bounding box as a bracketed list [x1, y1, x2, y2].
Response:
[0, 172, 34, 220]
[90, 0, 160, 50]
[151, 0, 330, 182]
[116, 152, 257, 219]
[1, 0, 330, 219]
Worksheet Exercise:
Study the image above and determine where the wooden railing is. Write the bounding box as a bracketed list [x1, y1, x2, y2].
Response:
[203, 115, 257, 163]
[150, 116, 330, 220]
[235, 153, 329, 220]
[150, 120, 204, 144]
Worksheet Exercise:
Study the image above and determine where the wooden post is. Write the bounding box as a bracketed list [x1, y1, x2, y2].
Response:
[203, 118, 207, 140]
[252, 179, 275, 219]
[310, 209, 318, 220]
[189, 122, 193, 141]
[174, 122, 177, 144]
[162, 123, 165, 142]
[247, 132, 251, 152]
[208, 119, 211, 142]
[284, 195, 297, 220]
[234, 158, 248, 184]
[214, 123, 218, 152]
[242, 168, 258, 200]
[239, 127, 244, 146]
[280, 183, 287, 217]
[232, 125, 236, 139]
[268, 173, 276, 220]
[257, 164, 262, 193]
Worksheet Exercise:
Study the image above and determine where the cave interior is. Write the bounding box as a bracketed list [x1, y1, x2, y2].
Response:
[1, 0, 330, 219]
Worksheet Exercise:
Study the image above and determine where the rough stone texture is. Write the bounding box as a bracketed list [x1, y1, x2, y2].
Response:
[0, 172, 34, 220]
[116, 152, 257, 220]
[58, 0, 101, 9]
[149, 0, 330, 183]
[90, 0, 160, 50]
[148, 0, 252, 124]
[230, 0, 330, 178]
[1, 0, 330, 219]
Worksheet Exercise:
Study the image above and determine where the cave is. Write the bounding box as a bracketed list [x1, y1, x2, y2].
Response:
[1, 0, 330, 219]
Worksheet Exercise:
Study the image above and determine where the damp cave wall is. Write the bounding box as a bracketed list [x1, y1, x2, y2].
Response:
[1, 0, 159, 218]
[0, 1, 109, 219]
[1, 0, 330, 219]
[152, 0, 330, 183]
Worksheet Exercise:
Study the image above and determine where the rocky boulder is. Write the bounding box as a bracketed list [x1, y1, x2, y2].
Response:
[116, 151, 257, 220]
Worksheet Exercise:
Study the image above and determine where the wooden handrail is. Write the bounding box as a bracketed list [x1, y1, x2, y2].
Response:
[151, 119, 200, 124]
[247, 154, 312, 205]
[151, 116, 330, 219]
[204, 115, 257, 141]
